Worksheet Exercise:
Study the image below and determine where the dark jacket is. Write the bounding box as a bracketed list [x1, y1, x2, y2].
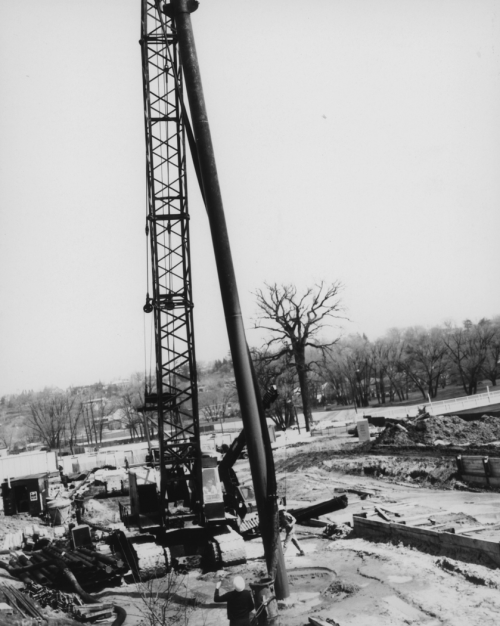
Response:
[214, 587, 254, 623]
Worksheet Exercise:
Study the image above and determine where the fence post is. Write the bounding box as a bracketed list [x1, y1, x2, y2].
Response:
[427, 394, 434, 416]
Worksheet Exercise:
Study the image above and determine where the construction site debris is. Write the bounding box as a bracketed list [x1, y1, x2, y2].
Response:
[2, 524, 55, 552]
[376, 414, 500, 447]
[0, 582, 46, 621]
[322, 523, 352, 540]
[308, 616, 340, 626]
[22, 581, 82, 613]
[321, 579, 360, 598]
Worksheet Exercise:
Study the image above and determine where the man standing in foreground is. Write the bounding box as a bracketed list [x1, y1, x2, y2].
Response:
[214, 575, 255, 626]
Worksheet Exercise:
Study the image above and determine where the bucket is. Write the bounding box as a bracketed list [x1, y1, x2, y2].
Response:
[250, 577, 278, 625]
[47, 498, 72, 525]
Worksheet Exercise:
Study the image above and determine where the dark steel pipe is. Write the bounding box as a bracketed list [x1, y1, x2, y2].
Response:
[46, 556, 127, 626]
[79, 547, 124, 570]
[169, 0, 289, 599]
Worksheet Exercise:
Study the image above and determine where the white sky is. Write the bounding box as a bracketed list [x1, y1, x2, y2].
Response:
[1, 0, 499, 396]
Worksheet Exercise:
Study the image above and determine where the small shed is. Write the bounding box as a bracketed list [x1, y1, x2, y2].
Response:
[1, 472, 58, 517]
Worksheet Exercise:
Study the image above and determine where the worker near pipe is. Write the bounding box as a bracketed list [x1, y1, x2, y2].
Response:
[279, 505, 305, 556]
[214, 575, 255, 626]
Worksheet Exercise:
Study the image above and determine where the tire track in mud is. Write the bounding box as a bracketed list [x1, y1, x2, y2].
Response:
[355, 564, 443, 623]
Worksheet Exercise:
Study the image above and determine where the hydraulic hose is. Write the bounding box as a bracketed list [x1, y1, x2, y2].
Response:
[55, 561, 127, 625]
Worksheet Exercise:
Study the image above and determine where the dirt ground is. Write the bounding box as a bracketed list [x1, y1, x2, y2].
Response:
[90, 425, 500, 626]
[94, 455, 500, 626]
[95, 534, 500, 626]
[3, 417, 500, 625]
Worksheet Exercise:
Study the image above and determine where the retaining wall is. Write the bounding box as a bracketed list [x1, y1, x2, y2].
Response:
[353, 515, 500, 569]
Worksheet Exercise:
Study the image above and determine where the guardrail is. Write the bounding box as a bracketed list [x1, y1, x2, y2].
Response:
[362, 388, 500, 419]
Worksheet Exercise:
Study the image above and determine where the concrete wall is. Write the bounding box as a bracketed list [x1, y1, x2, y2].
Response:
[0, 451, 58, 483]
[58, 442, 151, 474]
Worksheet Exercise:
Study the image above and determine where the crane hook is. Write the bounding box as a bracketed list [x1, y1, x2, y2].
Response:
[143, 294, 153, 313]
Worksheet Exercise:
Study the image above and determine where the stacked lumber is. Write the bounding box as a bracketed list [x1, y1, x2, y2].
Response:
[0, 582, 45, 622]
[23, 581, 81, 612]
[72, 603, 114, 622]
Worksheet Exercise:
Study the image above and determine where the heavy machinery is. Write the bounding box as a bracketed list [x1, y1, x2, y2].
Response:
[127, 0, 288, 594]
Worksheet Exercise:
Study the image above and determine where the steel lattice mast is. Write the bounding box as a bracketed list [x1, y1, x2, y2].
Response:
[141, 0, 200, 515]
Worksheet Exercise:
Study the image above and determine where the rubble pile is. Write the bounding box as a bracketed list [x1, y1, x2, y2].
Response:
[376, 414, 500, 447]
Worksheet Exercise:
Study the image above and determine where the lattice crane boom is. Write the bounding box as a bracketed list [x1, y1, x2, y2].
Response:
[141, 0, 200, 513]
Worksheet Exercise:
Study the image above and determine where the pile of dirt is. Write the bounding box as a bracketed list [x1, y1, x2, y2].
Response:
[376, 414, 500, 447]
[276, 450, 458, 487]
[322, 579, 360, 598]
[323, 455, 457, 486]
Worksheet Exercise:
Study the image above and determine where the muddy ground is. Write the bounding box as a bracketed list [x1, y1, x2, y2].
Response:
[95, 423, 500, 626]
[3, 415, 500, 625]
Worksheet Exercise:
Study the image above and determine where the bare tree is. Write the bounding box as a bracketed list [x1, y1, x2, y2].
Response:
[82, 397, 114, 446]
[136, 568, 197, 626]
[443, 320, 494, 395]
[251, 348, 298, 430]
[481, 317, 500, 387]
[254, 282, 344, 430]
[66, 400, 83, 454]
[121, 390, 146, 441]
[201, 387, 236, 431]
[403, 326, 449, 399]
[0, 424, 16, 450]
[332, 335, 373, 408]
[380, 329, 409, 402]
[27, 390, 76, 450]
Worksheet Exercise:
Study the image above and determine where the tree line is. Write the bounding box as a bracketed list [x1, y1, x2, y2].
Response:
[0, 376, 154, 453]
[251, 283, 500, 432]
[2, 282, 499, 445]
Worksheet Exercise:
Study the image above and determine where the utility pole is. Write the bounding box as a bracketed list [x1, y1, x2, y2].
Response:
[167, 0, 289, 599]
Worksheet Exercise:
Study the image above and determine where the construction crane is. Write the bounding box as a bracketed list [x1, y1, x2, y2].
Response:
[136, 0, 289, 598]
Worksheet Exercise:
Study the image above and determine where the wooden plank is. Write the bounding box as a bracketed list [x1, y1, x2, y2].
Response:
[457, 523, 500, 535]
[460, 456, 500, 479]
[354, 515, 500, 566]
[391, 524, 440, 538]
[353, 517, 391, 535]
[488, 459, 500, 477]
[374, 507, 392, 521]
[438, 532, 500, 556]
[426, 523, 456, 532]
[398, 512, 439, 525]
[461, 475, 500, 486]
[354, 517, 388, 528]
[376, 505, 406, 517]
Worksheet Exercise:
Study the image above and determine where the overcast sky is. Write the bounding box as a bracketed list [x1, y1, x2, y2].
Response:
[1, 0, 499, 396]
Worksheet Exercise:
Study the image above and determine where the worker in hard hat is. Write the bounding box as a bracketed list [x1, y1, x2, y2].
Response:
[214, 575, 255, 626]
[279, 505, 305, 556]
